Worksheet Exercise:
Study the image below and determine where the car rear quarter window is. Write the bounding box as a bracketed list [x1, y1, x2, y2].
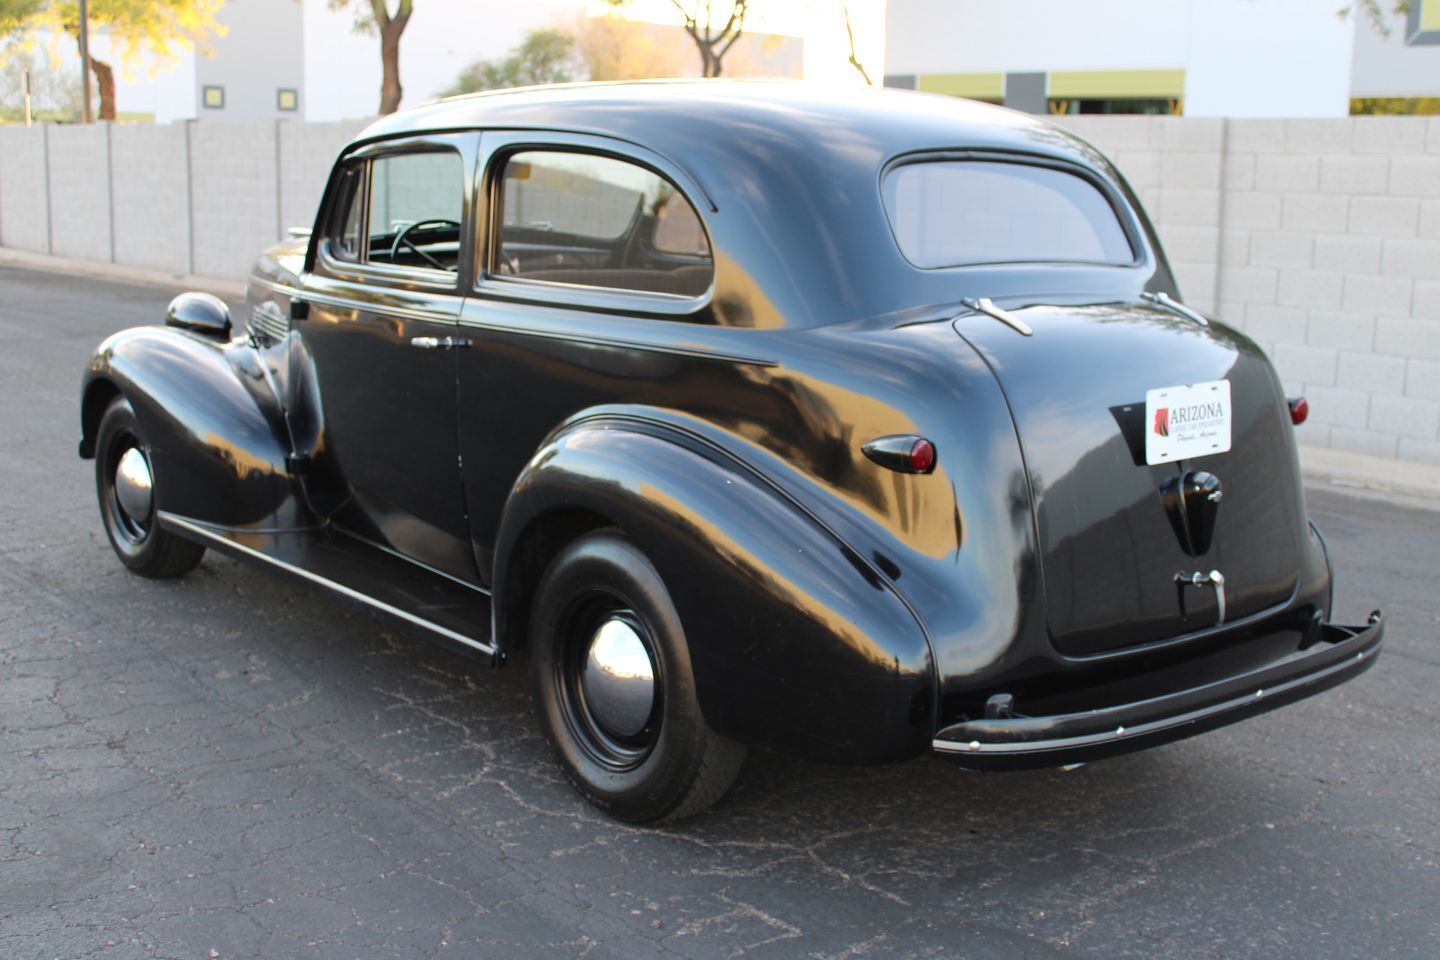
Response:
[882, 160, 1134, 268]
[496, 151, 712, 298]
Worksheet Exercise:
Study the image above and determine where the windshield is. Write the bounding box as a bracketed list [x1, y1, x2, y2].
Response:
[882, 160, 1135, 268]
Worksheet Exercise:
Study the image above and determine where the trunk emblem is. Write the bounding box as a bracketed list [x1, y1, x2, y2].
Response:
[1160, 470, 1223, 556]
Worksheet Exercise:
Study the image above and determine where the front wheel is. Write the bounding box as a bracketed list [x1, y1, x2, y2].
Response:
[95, 396, 205, 579]
[529, 531, 745, 822]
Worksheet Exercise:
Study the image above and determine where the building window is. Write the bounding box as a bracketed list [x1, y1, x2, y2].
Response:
[201, 85, 225, 110]
[277, 88, 299, 112]
[1407, 0, 1440, 44]
[1048, 98, 1181, 116]
[1350, 97, 1440, 115]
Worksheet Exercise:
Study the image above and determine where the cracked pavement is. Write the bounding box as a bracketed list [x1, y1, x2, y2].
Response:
[1, 263, 1437, 959]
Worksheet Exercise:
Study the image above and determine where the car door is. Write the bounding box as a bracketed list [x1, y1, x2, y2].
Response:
[454, 132, 720, 583]
[294, 133, 480, 583]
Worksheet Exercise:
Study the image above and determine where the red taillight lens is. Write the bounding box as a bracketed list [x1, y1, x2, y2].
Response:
[862, 435, 937, 474]
[1288, 396, 1308, 426]
[908, 438, 936, 473]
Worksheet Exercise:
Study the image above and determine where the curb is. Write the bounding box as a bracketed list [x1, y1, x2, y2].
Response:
[1299, 445, 1440, 509]
[0, 246, 245, 300]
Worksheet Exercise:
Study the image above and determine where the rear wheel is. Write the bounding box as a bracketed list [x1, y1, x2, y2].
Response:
[529, 531, 745, 822]
[95, 396, 205, 579]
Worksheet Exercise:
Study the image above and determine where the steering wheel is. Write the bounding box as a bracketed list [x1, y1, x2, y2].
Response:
[390, 218, 461, 272]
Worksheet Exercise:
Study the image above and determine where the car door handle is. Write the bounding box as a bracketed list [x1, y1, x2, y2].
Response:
[410, 336, 471, 350]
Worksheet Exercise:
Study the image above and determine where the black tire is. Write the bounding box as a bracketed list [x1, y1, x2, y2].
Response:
[95, 396, 205, 579]
[530, 531, 745, 823]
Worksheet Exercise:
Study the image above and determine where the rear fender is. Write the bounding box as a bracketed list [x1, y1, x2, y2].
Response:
[493, 414, 936, 764]
[80, 326, 303, 529]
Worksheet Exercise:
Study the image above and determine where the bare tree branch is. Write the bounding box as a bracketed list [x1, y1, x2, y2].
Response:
[841, 1, 871, 85]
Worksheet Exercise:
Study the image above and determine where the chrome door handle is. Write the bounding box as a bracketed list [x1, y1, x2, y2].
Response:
[410, 336, 471, 350]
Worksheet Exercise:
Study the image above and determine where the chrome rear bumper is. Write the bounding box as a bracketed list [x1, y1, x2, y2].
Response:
[933, 614, 1383, 769]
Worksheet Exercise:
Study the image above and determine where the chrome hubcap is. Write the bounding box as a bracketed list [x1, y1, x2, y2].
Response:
[580, 618, 656, 738]
[114, 447, 153, 522]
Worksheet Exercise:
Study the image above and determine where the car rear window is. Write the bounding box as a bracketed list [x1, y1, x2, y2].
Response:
[882, 160, 1135, 268]
[496, 150, 712, 298]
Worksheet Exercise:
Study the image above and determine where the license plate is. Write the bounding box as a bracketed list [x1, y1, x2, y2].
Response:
[1145, 380, 1232, 465]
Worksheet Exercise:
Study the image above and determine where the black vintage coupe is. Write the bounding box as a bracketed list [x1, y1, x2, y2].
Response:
[80, 82, 1382, 822]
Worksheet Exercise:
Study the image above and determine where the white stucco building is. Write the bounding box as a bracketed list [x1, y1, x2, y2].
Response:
[884, 0, 1440, 116]
[43, 0, 885, 124]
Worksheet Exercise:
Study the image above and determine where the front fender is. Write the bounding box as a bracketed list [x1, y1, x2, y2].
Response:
[81, 326, 301, 528]
[494, 415, 936, 765]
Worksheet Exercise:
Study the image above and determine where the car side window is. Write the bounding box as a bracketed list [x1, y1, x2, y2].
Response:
[365, 151, 464, 272]
[333, 165, 365, 261]
[327, 150, 464, 273]
[496, 150, 712, 298]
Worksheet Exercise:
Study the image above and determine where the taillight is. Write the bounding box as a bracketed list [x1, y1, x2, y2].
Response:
[862, 435, 937, 474]
[1287, 396, 1308, 426]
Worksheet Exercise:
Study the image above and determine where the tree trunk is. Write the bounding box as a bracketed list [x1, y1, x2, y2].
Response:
[88, 55, 115, 121]
[378, 19, 405, 115]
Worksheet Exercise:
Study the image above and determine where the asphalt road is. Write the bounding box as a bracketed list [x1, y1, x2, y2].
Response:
[2, 262, 1437, 960]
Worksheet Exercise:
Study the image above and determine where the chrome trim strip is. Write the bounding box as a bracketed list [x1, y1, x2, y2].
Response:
[454, 315, 776, 367]
[931, 645, 1373, 756]
[336, 526, 492, 597]
[247, 274, 298, 298]
[294, 287, 460, 326]
[159, 512, 496, 656]
[318, 244, 458, 292]
[248, 274, 768, 365]
[471, 274, 713, 320]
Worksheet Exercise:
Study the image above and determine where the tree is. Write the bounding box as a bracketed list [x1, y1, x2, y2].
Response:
[607, 0, 747, 78]
[331, 0, 413, 115]
[574, 14, 685, 82]
[0, 47, 80, 122]
[0, 0, 43, 36]
[444, 26, 577, 96]
[839, 1, 869, 85]
[1339, 1, 1411, 37]
[17, 0, 224, 121]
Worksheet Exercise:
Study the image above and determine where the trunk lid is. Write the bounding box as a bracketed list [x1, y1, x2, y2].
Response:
[955, 299, 1304, 657]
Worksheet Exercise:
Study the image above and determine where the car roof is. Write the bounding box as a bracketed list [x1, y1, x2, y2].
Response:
[353, 80, 1111, 176]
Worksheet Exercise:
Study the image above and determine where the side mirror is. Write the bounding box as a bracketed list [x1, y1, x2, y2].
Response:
[165, 292, 231, 339]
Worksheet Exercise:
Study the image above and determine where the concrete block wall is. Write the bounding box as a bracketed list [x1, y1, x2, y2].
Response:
[110, 125, 192, 273]
[47, 125, 113, 263]
[0, 125, 52, 254]
[189, 122, 283, 280]
[278, 121, 367, 236]
[1, 120, 368, 283]
[1, 116, 1437, 466]
[1056, 115, 1440, 465]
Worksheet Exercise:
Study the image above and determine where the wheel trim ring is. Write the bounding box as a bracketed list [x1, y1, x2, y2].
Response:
[107, 438, 153, 545]
[557, 598, 663, 772]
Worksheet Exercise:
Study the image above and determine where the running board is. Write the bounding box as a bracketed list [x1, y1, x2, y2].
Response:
[158, 513, 496, 661]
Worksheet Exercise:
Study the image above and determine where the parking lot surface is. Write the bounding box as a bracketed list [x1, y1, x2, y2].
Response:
[2, 263, 1437, 959]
